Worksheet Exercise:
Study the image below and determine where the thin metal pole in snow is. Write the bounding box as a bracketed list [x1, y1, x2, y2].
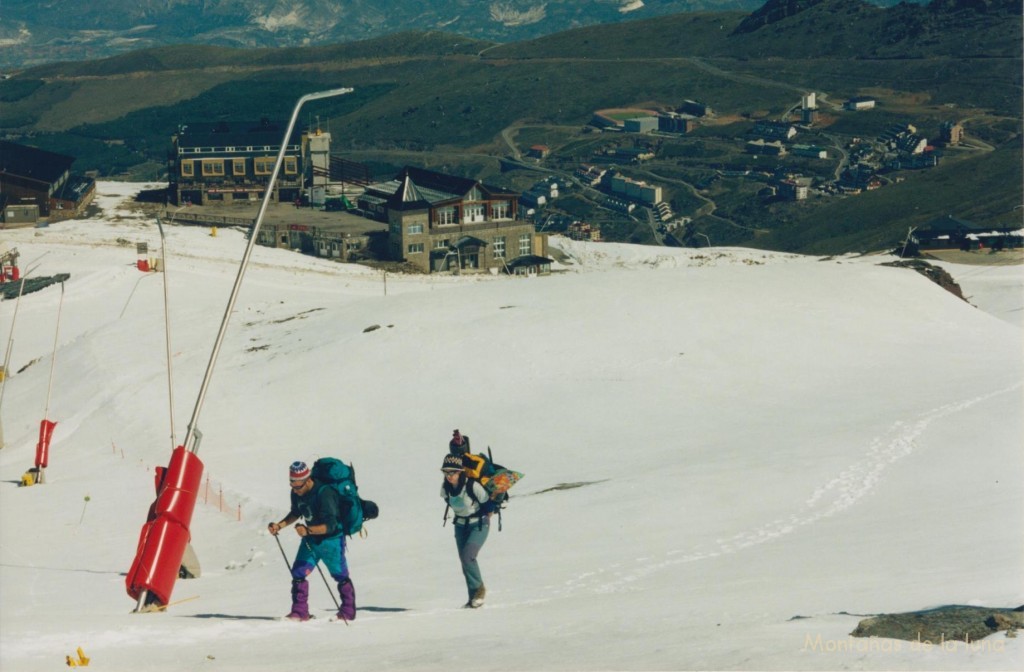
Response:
[0, 279, 26, 421]
[37, 282, 65, 479]
[178, 87, 353, 456]
[43, 282, 65, 421]
[155, 216, 177, 449]
[0, 252, 49, 446]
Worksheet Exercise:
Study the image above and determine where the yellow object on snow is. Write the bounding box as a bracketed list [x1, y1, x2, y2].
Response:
[66, 647, 89, 666]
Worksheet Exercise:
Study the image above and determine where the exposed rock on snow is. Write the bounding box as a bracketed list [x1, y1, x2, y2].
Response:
[883, 259, 966, 302]
[851, 605, 1024, 642]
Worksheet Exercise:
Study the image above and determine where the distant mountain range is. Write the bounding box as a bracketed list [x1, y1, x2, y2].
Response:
[0, 0, 921, 70]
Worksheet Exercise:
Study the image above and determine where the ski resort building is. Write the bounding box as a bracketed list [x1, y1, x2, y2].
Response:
[358, 166, 549, 274]
[169, 119, 308, 206]
[0, 140, 95, 223]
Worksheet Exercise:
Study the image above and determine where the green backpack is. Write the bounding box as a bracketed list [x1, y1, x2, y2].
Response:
[311, 458, 378, 536]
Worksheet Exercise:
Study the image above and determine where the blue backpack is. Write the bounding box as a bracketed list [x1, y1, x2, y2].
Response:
[311, 457, 378, 536]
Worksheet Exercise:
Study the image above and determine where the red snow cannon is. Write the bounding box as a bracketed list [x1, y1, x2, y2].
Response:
[35, 419, 57, 469]
[126, 446, 204, 607]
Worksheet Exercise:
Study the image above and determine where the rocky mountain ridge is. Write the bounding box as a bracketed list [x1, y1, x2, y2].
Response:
[0, 0, 923, 70]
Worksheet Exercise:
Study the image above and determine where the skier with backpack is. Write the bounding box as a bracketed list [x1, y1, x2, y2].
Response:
[268, 460, 357, 622]
[440, 454, 498, 608]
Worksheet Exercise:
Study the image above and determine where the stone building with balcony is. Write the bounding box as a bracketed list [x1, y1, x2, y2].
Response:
[359, 166, 548, 273]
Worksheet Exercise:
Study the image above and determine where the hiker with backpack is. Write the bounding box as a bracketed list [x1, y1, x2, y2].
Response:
[268, 460, 357, 621]
[440, 454, 497, 608]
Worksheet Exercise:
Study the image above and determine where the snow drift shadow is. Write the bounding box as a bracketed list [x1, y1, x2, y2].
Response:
[189, 613, 279, 621]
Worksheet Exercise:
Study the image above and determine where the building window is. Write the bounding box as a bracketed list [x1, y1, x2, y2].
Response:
[389, 220, 402, 235]
[464, 204, 485, 223]
[437, 207, 456, 225]
[519, 233, 531, 255]
[201, 160, 225, 176]
[434, 239, 450, 249]
[492, 201, 510, 220]
[232, 159, 246, 175]
[493, 236, 506, 259]
[254, 157, 275, 175]
[407, 243, 425, 254]
[408, 223, 423, 235]
[284, 157, 298, 174]
[181, 161, 194, 177]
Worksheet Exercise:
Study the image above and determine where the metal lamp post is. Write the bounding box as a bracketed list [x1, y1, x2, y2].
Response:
[127, 87, 353, 612]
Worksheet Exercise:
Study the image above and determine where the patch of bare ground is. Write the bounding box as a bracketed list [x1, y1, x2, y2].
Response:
[922, 248, 1023, 266]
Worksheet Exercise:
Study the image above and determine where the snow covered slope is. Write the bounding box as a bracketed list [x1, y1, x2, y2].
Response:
[1, 183, 1021, 671]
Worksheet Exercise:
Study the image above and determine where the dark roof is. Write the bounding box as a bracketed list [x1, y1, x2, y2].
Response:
[452, 235, 487, 248]
[53, 174, 95, 203]
[175, 120, 302, 149]
[401, 166, 478, 196]
[0, 140, 75, 184]
[366, 166, 518, 211]
[921, 215, 975, 233]
[506, 255, 553, 269]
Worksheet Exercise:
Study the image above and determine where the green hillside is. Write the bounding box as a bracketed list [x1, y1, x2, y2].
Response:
[0, 0, 1019, 254]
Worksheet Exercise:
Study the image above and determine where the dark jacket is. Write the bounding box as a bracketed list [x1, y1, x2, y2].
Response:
[289, 481, 350, 538]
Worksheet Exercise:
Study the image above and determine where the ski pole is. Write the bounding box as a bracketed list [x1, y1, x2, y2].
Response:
[273, 532, 291, 572]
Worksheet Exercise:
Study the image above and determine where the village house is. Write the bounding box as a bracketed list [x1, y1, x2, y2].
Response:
[778, 177, 812, 201]
[678, 100, 713, 117]
[567, 221, 602, 242]
[358, 166, 548, 274]
[896, 134, 929, 155]
[608, 172, 662, 205]
[940, 121, 964, 146]
[888, 154, 939, 170]
[752, 121, 797, 141]
[528, 145, 551, 159]
[574, 164, 607, 186]
[657, 113, 693, 134]
[844, 96, 877, 111]
[839, 163, 883, 192]
[0, 140, 95, 225]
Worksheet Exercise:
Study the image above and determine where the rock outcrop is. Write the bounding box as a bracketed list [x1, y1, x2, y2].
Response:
[852, 605, 1023, 642]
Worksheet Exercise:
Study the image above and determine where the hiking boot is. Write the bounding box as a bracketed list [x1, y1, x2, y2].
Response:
[469, 585, 486, 608]
[337, 577, 356, 621]
[286, 579, 310, 621]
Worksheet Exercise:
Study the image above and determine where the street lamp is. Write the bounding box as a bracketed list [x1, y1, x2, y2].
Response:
[127, 87, 354, 614]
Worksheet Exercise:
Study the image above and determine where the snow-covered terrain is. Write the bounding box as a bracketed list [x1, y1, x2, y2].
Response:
[1, 182, 1021, 671]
